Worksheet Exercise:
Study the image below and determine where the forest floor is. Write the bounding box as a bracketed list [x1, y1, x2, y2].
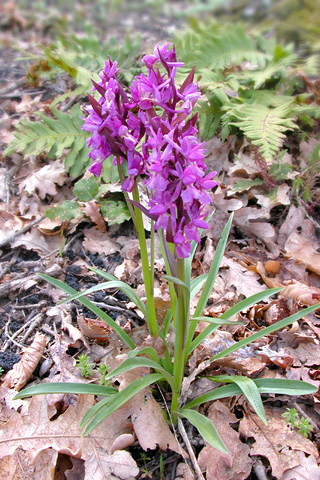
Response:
[0, 2, 320, 479]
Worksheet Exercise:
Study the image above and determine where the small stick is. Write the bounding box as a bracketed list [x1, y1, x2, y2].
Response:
[178, 418, 205, 480]
[253, 459, 268, 480]
[0, 215, 46, 249]
[0, 249, 20, 281]
[20, 313, 42, 344]
[292, 401, 319, 432]
[0, 77, 26, 96]
[2, 312, 41, 351]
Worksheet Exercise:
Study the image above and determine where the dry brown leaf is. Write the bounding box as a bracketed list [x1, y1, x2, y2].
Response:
[278, 205, 306, 247]
[19, 160, 66, 200]
[3, 332, 47, 391]
[188, 330, 265, 376]
[85, 449, 139, 480]
[117, 367, 187, 457]
[0, 448, 57, 480]
[233, 206, 276, 242]
[11, 228, 60, 254]
[82, 227, 119, 255]
[222, 256, 267, 297]
[198, 401, 252, 480]
[281, 281, 320, 306]
[60, 309, 90, 348]
[64, 457, 85, 480]
[276, 330, 320, 367]
[0, 394, 138, 479]
[77, 315, 112, 341]
[239, 406, 318, 479]
[284, 231, 320, 276]
[282, 450, 320, 480]
[80, 200, 106, 232]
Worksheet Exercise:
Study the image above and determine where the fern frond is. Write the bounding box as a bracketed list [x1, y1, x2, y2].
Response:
[175, 23, 269, 71]
[4, 105, 89, 176]
[227, 103, 297, 162]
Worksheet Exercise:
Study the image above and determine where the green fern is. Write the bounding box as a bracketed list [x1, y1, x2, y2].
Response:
[228, 103, 297, 162]
[4, 105, 89, 177]
[175, 21, 269, 71]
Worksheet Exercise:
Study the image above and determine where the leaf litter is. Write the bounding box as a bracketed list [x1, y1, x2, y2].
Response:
[1, 2, 320, 479]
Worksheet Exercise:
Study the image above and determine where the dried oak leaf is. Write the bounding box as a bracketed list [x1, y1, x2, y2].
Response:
[233, 207, 276, 244]
[198, 401, 252, 480]
[239, 406, 318, 479]
[19, 160, 66, 200]
[0, 447, 57, 480]
[282, 450, 320, 480]
[222, 257, 267, 297]
[117, 366, 187, 457]
[280, 281, 320, 306]
[82, 227, 119, 255]
[0, 394, 138, 479]
[3, 332, 47, 391]
[80, 200, 106, 232]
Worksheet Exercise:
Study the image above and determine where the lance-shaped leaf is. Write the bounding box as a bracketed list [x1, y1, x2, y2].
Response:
[83, 373, 163, 434]
[177, 409, 228, 453]
[14, 382, 117, 399]
[103, 357, 178, 394]
[37, 274, 136, 350]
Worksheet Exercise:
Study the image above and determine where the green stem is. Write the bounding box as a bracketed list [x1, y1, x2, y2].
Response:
[150, 220, 155, 298]
[132, 184, 158, 337]
[116, 158, 136, 227]
[171, 257, 189, 418]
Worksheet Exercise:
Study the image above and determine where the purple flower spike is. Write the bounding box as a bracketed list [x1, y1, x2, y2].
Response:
[82, 43, 217, 258]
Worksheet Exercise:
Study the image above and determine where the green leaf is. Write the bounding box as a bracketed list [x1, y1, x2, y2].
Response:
[190, 274, 208, 300]
[73, 176, 99, 202]
[81, 396, 111, 428]
[37, 274, 136, 350]
[127, 347, 161, 365]
[175, 23, 268, 71]
[83, 373, 163, 434]
[229, 103, 297, 163]
[14, 382, 117, 399]
[184, 378, 317, 410]
[189, 288, 282, 354]
[211, 303, 320, 362]
[186, 214, 233, 358]
[230, 178, 264, 193]
[103, 357, 178, 394]
[177, 409, 228, 453]
[210, 375, 267, 424]
[4, 105, 89, 173]
[190, 316, 245, 325]
[45, 200, 81, 222]
[162, 275, 189, 291]
[58, 279, 149, 323]
[100, 199, 131, 225]
[194, 213, 233, 319]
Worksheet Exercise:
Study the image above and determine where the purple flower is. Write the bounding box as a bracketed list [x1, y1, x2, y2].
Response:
[82, 43, 217, 258]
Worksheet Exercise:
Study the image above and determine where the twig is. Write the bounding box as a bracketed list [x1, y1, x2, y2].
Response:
[0, 249, 20, 281]
[253, 459, 268, 480]
[178, 418, 205, 480]
[2, 312, 42, 351]
[291, 401, 320, 432]
[4, 315, 24, 350]
[41, 325, 55, 337]
[92, 301, 140, 324]
[0, 77, 26, 95]
[19, 313, 42, 344]
[0, 215, 46, 249]
[180, 359, 211, 407]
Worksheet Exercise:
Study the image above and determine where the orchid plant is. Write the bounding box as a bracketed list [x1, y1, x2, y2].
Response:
[15, 44, 319, 453]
